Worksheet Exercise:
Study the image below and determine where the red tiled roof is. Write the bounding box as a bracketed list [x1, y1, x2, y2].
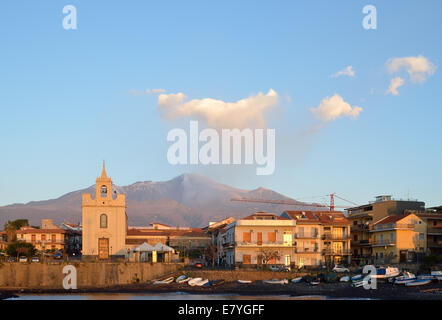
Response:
[16, 228, 66, 234]
[241, 212, 289, 221]
[283, 210, 349, 225]
[374, 214, 407, 225]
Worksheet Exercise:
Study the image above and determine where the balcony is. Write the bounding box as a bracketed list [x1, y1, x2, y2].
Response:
[295, 247, 319, 254]
[322, 234, 350, 241]
[294, 233, 318, 239]
[372, 223, 414, 232]
[351, 239, 371, 247]
[235, 241, 294, 247]
[427, 228, 442, 235]
[322, 249, 351, 256]
[371, 240, 395, 247]
[427, 241, 442, 248]
[350, 224, 370, 232]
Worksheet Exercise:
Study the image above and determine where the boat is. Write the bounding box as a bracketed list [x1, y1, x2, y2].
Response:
[352, 280, 365, 287]
[153, 276, 174, 285]
[405, 279, 432, 287]
[238, 280, 252, 284]
[372, 267, 401, 279]
[431, 271, 442, 277]
[188, 277, 203, 286]
[195, 279, 210, 286]
[340, 276, 350, 282]
[417, 274, 434, 280]
[178, 277, 191, 284]
[175, 275, 188, 283]
[291, 277, 302, 283]
[211, 279, 225, 286]
[394, 272, 416, 285]
[263, 279, 288, 285]
[310, 281, 320, 286]
[351, 274, 363, 282]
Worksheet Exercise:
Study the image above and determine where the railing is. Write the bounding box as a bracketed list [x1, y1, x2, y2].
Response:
[427, 241, 442, 248]
[294, 233, 318, 239]
[322, 249, 351, 255]
[371, 240, 395, 246]
[295, 248, 319, 253]
[235, 241, 293, 247]
[372, 223, 414, 231]
[350, 224, 370, 232]
[427, 228, 442, 235]
[322, 234, 350, 240]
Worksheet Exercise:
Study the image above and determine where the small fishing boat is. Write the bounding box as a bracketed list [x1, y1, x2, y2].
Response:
[372, 267, 400, 279]
[310, 281, 320, 286]
[431, 271, 442, 277]
[238, 280, 252, 284]
[153, 276, 174, 285]
[188, 277, 203, 286]
[405, 279, 432, 287]
[394, 272, 416, 285]
[417, 274, 434, 280]
[291, 277, 302, 283]
[352, 280, 365, 288]
[175, 275, 188, 283]
[340, 276, 350, 282]
[195, 279, 210, 286]
[351, 274, 363, 282]
[211, 279, 225, 286]
[263, 279, 288, 285]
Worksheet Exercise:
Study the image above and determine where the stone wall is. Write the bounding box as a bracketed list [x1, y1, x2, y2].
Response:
[0, 262, 183, 289]
[185, 270, 309, 281]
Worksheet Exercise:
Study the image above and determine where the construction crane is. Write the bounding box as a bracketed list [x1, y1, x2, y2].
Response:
[230, 193, 358, 211]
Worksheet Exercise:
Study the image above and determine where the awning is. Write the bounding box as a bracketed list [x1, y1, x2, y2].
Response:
[134, 242, 155, 252]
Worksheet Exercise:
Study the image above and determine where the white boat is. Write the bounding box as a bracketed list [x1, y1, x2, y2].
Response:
[351, 274, 363, 282]
[310, 281, 320, 286]
[417, 274, 434, 280]
[340, 276, 350, 282]
[153, 276, 174, 285]
[372, 267, 401, 279]
[291, 277, 302, 283]
[263, 279, 288, 285]
[405, 279, 432, 287]
[195, 279, 210, 286]
[352, 280, 365, 288]
[394, 272, 416, 285]
[436, 276, 442, 281]
[238, 280, 252, 284]
[188, 277, 203, 286]
[175, 275, 187, 283]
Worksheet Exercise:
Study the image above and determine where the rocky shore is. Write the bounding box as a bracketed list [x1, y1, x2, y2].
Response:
[2, 280, 442, 300]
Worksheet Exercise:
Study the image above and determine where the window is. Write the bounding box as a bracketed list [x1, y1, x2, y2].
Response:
[419, 233, 424, 241]
[51, 234, 56, 243]
[353, 221, 358, 225]
[268, 232, 276, 243]
[101, 185, 107, 198]
[100, 214, 108, 228]
[380, 252, 384, 259]
[41, 234, 46, 241]
[390, 233, 394, 242]
[354, 235, 358, 241]
[243, 232, 251, 243]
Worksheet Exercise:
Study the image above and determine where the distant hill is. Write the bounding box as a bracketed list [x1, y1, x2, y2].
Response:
[0, 173, 327, 228]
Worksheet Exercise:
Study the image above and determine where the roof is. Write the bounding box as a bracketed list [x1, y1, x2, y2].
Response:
[283, 210, 350, 225]
[126, 228, 207, 238]
[16, 228, 66, 234]
[134, 242, 155, 251]
[241, 212, 288, 221]
[374, 214, 407, 225]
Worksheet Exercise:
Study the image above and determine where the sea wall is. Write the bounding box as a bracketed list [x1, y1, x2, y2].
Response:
[185, 270, 310, 281]
[0, 262, 183, 289]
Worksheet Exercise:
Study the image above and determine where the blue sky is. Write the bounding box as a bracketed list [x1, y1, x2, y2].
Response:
[0, 1, 441, 208]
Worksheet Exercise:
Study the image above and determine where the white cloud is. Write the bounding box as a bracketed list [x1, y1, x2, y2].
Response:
[386, 77, 405, 96]
[310, 94, 363, 122]
[331, 66, 355, 78]
[386, 55, 436, 83]
[130, 88, 166, 95]
[157, 89, 279, 128]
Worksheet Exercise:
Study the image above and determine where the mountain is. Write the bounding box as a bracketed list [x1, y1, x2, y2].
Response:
[0, 173, 327, 228]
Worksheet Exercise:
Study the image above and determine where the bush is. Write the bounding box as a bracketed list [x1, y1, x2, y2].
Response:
[6, 242, 36, 257]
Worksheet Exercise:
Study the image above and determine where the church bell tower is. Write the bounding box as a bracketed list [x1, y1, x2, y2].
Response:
[82, 162, 127, 259]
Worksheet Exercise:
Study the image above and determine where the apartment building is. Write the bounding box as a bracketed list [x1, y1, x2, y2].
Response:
[282, 211, 351, 266]
[222, 212, 297, 267]
[371, 213, 427, 264]
[347, 195, 425, 265]
[405, 205, 442, 255]
[203, 217, 236, 266]
[16, 219, 81, 255]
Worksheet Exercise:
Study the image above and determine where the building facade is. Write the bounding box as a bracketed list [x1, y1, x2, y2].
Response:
[347, 195, 425, 265]
[371, 213, 427, 264]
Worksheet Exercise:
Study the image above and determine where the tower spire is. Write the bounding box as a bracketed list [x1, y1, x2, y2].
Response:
[101, 161, 107, 178]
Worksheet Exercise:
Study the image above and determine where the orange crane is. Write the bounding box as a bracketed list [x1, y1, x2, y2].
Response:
[230, 193, 358, 211]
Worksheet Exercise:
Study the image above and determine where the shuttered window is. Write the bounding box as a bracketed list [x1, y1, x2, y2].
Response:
[268, 232, 276, 243]
[243, 232, 251, 242]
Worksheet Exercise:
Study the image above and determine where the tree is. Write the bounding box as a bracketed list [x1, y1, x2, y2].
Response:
[4, 219, 29, 231]
[257, 248, 281, 265]
[6, 242, 36, 257]
[203, 243, 218, 268]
